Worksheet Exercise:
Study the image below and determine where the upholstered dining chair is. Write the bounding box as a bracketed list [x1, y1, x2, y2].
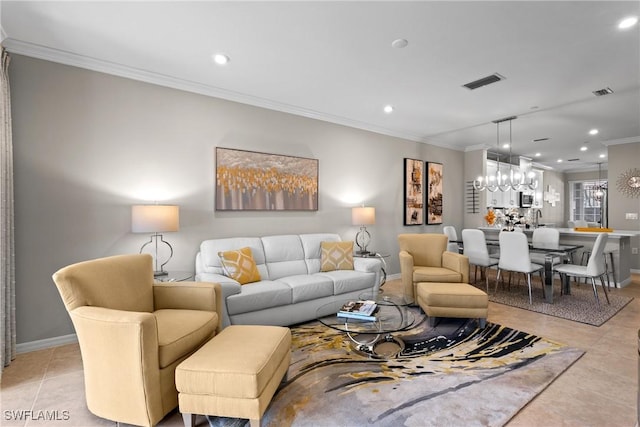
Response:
[530, 228, 563, 266]
[398, 233, 469, 304]
[462, 229, 499, 292]
[554, 233, 610, 306]
[52, 254, 222, 427]
[443, 225, 461, 253]
[496, 231, 544, 304]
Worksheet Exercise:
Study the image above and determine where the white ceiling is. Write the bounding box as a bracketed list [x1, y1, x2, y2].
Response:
[2, 1, 639, 172]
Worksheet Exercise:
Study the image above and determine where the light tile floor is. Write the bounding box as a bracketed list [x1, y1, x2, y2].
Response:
[1, 274, 639, 427]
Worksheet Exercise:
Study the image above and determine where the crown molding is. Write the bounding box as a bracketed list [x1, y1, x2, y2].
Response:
[3, 38, 470, 151]
[602, 136, 640, 146]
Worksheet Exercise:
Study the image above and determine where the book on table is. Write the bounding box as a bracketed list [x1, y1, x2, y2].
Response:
[337, 300, 378, 321]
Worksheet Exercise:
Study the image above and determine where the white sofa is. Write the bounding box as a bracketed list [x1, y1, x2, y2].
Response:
[195, 233, 382, 327]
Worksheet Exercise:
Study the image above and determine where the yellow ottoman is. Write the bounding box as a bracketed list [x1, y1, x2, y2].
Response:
[417, 282, 488, 328]
[175, 325, 291, 427]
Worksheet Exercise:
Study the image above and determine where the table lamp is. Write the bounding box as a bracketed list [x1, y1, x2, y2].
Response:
[131, 204, 179, 276]
[352, 206, 375, 255]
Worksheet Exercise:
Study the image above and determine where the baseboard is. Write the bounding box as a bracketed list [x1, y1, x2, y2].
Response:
[16, 334, 78, 354]
[387, 273, 401, 281]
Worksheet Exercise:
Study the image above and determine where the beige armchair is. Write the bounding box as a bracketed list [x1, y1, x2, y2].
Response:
[52, 254, 222, 427]
[398, 234, 470, 304]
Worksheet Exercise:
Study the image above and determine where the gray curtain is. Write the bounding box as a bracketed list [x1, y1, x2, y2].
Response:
[0, 47, 15, 377]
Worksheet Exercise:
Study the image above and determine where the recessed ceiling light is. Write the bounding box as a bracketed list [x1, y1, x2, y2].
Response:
[580, 146, 588, 152]
[391, 38, 409, 49]
[618, 16, 638, 29]
[502, 143, 510, 149]
[589, 129, 599, 135]
[557, 159, 563, 163]
[213, 53, 230, 65]
[383, 105, 394, 114]
[599, 153, 607, 158]
[535, 152, 541, 157]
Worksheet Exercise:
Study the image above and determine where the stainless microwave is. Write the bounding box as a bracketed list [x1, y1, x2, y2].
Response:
[519, 193, 534, 207]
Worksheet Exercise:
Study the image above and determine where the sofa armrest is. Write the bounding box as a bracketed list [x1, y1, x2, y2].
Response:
[69, 306, 161, 424]
[399, 250, 416, 304]
[442, 251, 470, 284]
[353, 257, 382, 273]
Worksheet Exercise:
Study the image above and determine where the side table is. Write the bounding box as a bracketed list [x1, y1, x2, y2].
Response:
[353, 252, 389, 287]
[155, 271, 194, 282]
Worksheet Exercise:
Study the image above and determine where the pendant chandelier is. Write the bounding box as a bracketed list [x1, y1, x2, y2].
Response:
[473, 116, 538, 192]
[588, 162, 607, 202]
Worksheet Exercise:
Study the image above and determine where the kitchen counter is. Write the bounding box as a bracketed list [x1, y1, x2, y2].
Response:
[478, 227, 639, 287]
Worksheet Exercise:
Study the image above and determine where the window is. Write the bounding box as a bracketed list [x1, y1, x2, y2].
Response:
[569, 180, 607, 223]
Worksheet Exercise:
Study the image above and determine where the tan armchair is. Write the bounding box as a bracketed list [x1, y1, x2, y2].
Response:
[398, 234, 470, 304]
[52, 254, 222, 427]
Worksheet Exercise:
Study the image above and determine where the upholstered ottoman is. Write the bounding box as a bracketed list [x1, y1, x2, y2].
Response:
[416, 282, 488, 328]
[175, 325, 291, 427]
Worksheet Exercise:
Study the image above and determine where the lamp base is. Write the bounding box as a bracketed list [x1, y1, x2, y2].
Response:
[154, 270, 168, 277]
[356, 250, 371, 256]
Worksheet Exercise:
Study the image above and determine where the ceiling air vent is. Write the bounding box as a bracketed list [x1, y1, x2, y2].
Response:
[463, 73, 505, 90]
[533, 137, 550, 142]
[593, 87, 614, 96]
[567, 158, 580, 162]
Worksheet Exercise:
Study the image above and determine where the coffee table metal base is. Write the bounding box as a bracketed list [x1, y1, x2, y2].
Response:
[350, 334, 406, 359]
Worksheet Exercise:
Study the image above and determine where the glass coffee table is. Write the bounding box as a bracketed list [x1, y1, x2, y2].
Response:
[316, 292, 422, 358]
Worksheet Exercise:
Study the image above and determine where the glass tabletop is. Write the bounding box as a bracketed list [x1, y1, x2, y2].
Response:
[316, 294, 417, 335]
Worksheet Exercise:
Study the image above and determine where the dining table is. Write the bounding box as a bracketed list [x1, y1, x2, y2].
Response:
[454, 238, 583, 303]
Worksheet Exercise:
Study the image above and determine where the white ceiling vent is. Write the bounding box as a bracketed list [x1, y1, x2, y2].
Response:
[463, 73, 505, 90]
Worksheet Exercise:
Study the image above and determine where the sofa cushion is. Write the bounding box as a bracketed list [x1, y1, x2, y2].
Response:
[320, 241, 354, 272]
[262, 235, 308, 279]
[154, 309, 217, 368]
[219, 247, 262, 285]
[317, 270, 374, 294]
[226, 281, 292, 315]
[276, 275, 333, 303]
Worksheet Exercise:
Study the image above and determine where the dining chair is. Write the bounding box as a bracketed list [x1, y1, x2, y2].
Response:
[443, 225, 460, 253]
[496, 231, 544, 304]
[462, 229, 499, 292]
[554, 233, 610, 306]
[530, 228, 563, 266]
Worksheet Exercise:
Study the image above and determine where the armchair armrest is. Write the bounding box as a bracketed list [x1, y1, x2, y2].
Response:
[442, 251, 470, 284]
[399, 250, 416, 304]
[69, 306, 161, 424]
[154, 282, 223, 333]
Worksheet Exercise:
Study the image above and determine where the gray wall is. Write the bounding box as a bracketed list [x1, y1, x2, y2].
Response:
[10, 55, 465, 344]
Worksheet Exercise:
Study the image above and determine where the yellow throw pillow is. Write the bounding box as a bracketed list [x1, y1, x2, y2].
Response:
[218, 247, 261, 285]
[320, 241, 354, 272]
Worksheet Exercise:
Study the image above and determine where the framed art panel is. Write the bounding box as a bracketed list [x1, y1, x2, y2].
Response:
[427, 162, 443, 224]
[215, 147, 318, 211]
[404, 158, 424, 225]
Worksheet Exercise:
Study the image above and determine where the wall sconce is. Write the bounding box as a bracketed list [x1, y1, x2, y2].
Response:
[131, 204, 179, 276]
[351, 206, 375, 255]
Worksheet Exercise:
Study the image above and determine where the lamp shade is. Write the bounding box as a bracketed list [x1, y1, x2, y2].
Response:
[131, 205, 179, 233]
[352, 206, 375, 225]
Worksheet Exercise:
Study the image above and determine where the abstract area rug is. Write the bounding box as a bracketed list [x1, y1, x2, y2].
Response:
[485, 281, 632, 326]
[208, 316, 583, 427]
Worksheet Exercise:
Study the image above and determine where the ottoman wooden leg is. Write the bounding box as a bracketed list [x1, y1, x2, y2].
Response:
[182, 413, 196, 427]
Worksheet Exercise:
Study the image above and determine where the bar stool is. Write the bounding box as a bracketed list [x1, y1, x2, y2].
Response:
[580, 244, 616, 288]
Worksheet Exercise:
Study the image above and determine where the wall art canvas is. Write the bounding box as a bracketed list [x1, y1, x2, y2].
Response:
[404, 158, 424, 225]
[215, 147, 318, 211]
[427, 162, 443, 224]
